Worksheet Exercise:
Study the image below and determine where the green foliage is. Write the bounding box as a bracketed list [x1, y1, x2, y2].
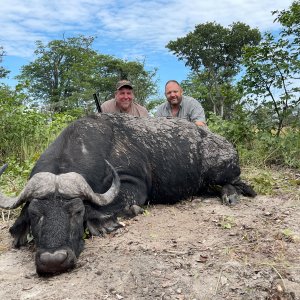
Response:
[273, 1, 300, 44]
[219, 216, 236, 229]
[279, 228, 299, 242]
[46, 111, 79, 139]
[250, 171, 277, 195]
[83, 228, 90, 240]
[166, 21, 261, 118]
[0, 108, 77, 199]
[97, 59, 158, 107]
[16, 35, 158, 112]
[0, 94, 45, 161]
[4, 157, 36, 181]
[143, 209, 150, 216]
[0, 159, 29, 200]
[0, 84, 77, 168]
[16, 36, 98, 110]
[239, 129, 300, 169]
[1, 106, 47, 162]
[0, 46, 10, 79]
[182, 74, 244, 119]
[90, 57, 158, 107]
[241, 2, 300, 136]
[147, 98, 165, 115]
[281, 228, 295, 239]
[207, 111, 255, 146]
[166, 21, 261, 75]
[208, 112, 300, 169]
[279, 129, 300, 167]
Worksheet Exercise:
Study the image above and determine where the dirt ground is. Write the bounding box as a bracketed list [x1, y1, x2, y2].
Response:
[0, 169, 299, 300]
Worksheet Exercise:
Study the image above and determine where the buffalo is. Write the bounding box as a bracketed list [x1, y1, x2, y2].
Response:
[0, 114, 256, 275]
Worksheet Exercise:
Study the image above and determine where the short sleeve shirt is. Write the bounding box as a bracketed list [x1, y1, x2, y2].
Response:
[101, 99, 149, 117]
[156, 95, 206, 123]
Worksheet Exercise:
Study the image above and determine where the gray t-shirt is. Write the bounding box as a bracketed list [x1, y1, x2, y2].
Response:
[156, 95, 206, 123]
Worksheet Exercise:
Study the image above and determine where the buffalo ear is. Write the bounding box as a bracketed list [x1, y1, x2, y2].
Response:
[84, 205, 123, 236]
[9, 203, 31, 248]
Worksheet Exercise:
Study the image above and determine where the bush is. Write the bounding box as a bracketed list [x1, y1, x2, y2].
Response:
[208, 113, 300, 169]
[0, 100, 79, 177]
[240, 129, 300, 168]
[207, 112, 255, 147]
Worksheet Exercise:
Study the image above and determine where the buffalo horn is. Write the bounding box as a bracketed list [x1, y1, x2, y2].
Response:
[57, 160, 120, 206]
[0, 172, 56, 209]
[0, 160, 120, 209]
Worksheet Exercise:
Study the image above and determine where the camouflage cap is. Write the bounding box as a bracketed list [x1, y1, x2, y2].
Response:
[116, 80, 133, 90]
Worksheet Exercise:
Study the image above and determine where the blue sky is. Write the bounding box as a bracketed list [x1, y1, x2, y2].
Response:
[0, 0, 293, 96]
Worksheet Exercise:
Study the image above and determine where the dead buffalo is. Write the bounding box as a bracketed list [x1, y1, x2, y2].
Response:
[0, 113, 256, 275]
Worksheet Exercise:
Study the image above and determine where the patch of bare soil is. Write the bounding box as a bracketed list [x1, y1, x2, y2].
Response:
[0, 173, 300, 300]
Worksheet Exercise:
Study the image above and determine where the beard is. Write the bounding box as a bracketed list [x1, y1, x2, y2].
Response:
[168, 95, 182, 106]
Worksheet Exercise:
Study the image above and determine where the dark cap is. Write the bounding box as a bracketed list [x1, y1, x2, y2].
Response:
[116, 80, 133, 90]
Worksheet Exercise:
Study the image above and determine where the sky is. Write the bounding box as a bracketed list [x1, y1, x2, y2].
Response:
[0, 0, 293, 96]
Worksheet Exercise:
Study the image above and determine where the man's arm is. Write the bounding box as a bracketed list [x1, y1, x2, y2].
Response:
[190, 100, 206, 126]
[155, 104, 164, 117]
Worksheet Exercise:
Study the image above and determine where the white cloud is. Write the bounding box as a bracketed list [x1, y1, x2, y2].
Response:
[0, 0, 294, 93]
[0, 0, 293, 58]
[93, 0, 291, 47]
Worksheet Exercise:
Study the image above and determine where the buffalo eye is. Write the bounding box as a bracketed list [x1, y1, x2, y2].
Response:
[28, 205, 42, 222]
[72, 208, 84, 218]
[68, 199, 85, 219]
[29, 210, 43, 224]
[27, 199, 45, 226]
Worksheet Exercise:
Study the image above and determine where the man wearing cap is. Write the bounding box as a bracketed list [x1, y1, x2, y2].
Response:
[101, 80, 149, 117]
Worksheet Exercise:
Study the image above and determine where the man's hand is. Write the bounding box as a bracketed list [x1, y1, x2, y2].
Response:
[195, 121, 206, 126]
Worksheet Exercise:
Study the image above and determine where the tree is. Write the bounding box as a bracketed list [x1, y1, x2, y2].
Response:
[241, 2, 300, 136]
[0, 46, 10, 79]
[166, 22, 261, 117]
[181, 72, 243, 119]
[16, 35, 97, 111]
[17, 35, 157, 112]
[92, 58, 158, 107]
[273, 1, 300, 80]
[273, 0, 300, 43]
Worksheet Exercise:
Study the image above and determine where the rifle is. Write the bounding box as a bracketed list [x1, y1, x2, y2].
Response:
[0, 163, 8, 176]
[93, 92, 102, 113]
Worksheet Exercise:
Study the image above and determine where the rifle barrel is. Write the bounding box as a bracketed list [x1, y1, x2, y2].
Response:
[93, 93, 102, 113]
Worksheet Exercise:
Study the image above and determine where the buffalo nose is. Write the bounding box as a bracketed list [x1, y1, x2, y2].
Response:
[39, 250, 68, 265]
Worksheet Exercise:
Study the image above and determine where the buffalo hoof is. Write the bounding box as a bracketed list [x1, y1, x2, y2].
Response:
[123, 204, 144, 217]
[130, 205, 144, 216]
[221, 184, 240, 206]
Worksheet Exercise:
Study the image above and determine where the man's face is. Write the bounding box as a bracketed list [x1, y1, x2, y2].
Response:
[115, 87, 134, 112]
[165, 82, 183, 106]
